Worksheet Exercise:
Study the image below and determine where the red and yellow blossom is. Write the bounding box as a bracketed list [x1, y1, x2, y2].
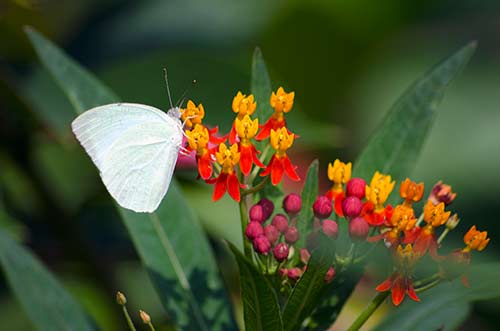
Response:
[181, 100, 205, 128]
[261, 127, 300, 185]
[256, 87, 295, 140]
[362, 172, 395, 225]
[376, 244, 420, 306]
[400, 178, 424, 206]
[369, 204, 416, 246]
[413, 201, 451, 257]
[210, 143, 241, 202]
[229, 92, 257, 144]
[325, 159, 352, 216]
[235, 115, 264, 175]
[462, 225, 490, 253]
[185, 124, 214, 179]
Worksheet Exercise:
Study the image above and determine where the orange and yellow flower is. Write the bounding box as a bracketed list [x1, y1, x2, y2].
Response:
[400, 178, 424, 206]
[260, 127, 300, 185]
[462, 225, 490, 253]
[256, 87, 295, 140]
[185, 124, 214, 179]
[210, 143, 241, 202]
[229, 92, 257, 144]
[369, 204, 416, 246]
[234, 115, 264, 175]
[361, 171, 395, 225]
[181, 100, 205, 128]
[413, 201, 451, 258]
[325, 159, 352, 216]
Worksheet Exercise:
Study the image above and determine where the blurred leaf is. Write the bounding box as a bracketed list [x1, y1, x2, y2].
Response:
[375, 262, 500, 331]
[251, 47, 273, 122]
[282, 240, 335, 331]
[25, 27, 237, 330]
[297, 159, 318, 247]
[0, 227, 98, 331]
[353, 42, 476, 182]
[228, 242, 283, 331]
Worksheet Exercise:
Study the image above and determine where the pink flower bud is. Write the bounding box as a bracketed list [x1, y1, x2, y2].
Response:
[283, 193, 302, 216]
[285, 226, 300, 244]
[429, 181, 457, 206]
[253, 235, 271, 254]
[313, 195, 332, 219]
[324, 267, 336, 283]
[258, 198, 275, 221]
[322, 220, 338, 239]
[264, 225, 279, 244]
[287, 267, 302, 280]
[249, 204, 264, 223]
[346, 178, 366, 199]
[342, 196, 362, 219]
[349, 217, 370, 241]
[279, 268, 288, 277]
[273, 243, 289, 262]
[300, 248, 311, 264]
[245, 221, 263, 240]
[271, 214, 289, 234]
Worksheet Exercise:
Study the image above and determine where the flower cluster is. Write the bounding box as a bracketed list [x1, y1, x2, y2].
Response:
[182, 88, 300, 202]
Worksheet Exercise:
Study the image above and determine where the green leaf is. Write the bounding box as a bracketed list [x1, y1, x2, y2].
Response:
[297, 159, 319, 247]
[25, 27, 236, 331]
[353, 42, 476, 182]
[0, 226, 98, 331]
[282, 239, 335, 331]
[24, 26, 119, 115]
[375, 263, 500, 331]
[228, 242, 283, 331]
[251, 47, 273, 122]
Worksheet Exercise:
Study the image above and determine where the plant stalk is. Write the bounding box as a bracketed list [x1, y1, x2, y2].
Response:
[122, 306, 137, 331]
[239, 197, 253, 258]
[346, 291, 388, 331]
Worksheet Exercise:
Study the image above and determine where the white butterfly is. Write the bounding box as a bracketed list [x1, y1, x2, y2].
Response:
[71, 103, 184, 213]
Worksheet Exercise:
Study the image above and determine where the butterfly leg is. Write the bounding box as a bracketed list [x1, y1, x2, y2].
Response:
[179, 146, 191, 156]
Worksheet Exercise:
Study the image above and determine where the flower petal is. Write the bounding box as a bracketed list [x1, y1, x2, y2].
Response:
[239, 145, 253, 175]
[375, 278, 393, 292]
[227, 173, 241, 202]
[391, 277, 406, 306]
[213, 173, 228, 201]
[283, 156, 300, 181]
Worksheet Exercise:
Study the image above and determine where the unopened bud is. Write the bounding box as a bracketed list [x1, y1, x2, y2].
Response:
[349, 217, 370, 241]
[322, 220, 339, 239]
[346, 178, 366, 199]
[324, 267, 336, 283]
[264, 224, 279, 244]
[258, 198, 275, 221]
[287, 267, 302, 280]
[272, 214, 289, 233]
[446, 214, 460, 230]
[283, 193, 302, 216]
[273, 243, 290, 262]
[285, 226, 300, 244]
[245, 221, 264, 240]
[342, 196, 362, 219]
[139, 310, 151, 324]
[253, 235, 271, 254]
[300, 248, 311, 264]
[116, 291, 127, 305]
[249, 204, 264, 223]
[429, 181, 457, 206]
[313, 195, 333, 219]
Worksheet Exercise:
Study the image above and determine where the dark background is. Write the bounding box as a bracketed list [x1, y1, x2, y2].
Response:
[0, 0, 499, 330]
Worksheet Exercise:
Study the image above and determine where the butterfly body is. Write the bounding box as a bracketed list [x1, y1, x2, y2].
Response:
[71, 103, 183, 213]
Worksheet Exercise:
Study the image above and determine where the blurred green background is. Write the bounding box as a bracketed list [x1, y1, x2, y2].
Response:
[1, 0, 499, 330]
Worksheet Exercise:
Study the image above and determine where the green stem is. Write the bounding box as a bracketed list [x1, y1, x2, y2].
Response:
[241, 177, 269, 196]
[415, 213, 424, 227]
[415, 278, 441, 292]
[122, 306, 137, 331]
[437, 228, 450, 244]
[147, 322, 156, 331]
[347, 291, 389, 331]
[239, 197, 253, 258]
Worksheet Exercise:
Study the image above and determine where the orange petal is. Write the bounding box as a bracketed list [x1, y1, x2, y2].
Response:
[375, 278, 393, 292]
[227, 173, 240, 202]
[334, 192, 345, 217]
[270, 157, 284, 185]
[239, 145, 253, 175]
[407, 281, 420, 302]
[213, 173, 228, 201]
[229, 124, 238, 145]
[391, 277, 405, 306]
[283, 156, 300, 181]
[197, 154, 213, 180]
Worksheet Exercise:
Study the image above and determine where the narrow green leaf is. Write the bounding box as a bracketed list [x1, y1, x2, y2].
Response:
[0, 226, 98, 331]
[251, 47, 273, 122]
[228, 242, 283, 331]
[353, 42, 476, 182]
[282, 239, 335, 331]
[297, 160, 319, 247]
[25, 27, 236, 331]
[375, 263, 500, 331]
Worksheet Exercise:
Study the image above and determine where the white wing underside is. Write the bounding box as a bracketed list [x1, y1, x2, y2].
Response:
[71, 103, 182, 213]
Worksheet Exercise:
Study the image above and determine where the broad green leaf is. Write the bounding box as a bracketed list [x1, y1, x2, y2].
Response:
[297, 159, 318, 247]
[251, 47, 273, 122]
[353, 42, 476, 182]
[26, 27, 236, 331]
[282, 239, 335, 331]
[0, 226, 98, 331]
[228, 242, 283, 331]
[375, 263, 500, 331]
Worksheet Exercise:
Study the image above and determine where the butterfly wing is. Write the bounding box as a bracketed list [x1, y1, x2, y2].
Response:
[71, 103, 182, 212]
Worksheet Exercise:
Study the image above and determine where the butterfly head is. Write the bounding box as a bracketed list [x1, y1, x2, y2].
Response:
[167, 107, 181, 119]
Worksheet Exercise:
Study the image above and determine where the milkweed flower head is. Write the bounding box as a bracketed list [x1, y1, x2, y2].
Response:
[256, 87, 295, 140]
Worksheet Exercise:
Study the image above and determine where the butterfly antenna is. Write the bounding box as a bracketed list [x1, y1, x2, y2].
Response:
[163, 68, 174, 109]
[176, 79, 197, 108]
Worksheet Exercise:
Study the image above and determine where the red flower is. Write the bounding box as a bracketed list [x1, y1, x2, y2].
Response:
[260, 127, 299, 185]
[376, 272, 419, 306]
[211, 172, 241, 202]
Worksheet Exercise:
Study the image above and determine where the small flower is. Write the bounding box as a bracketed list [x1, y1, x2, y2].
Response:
[313, 195, 333, 219]
[413, 201, 450, 257]
[326, 159, 352, 196]
[256, 87, 295, 140]
[185, 124, 214, 179]
[423, 201, 450, 228]
[273, 243, 289, 262]
[211, 143, 241, 201]
[322, 220, 339, 239]
[365, 171, 395, 212]
[116, 291, 127, 306]
[234, 115, 264, 175]
[249, 204, 264, 223]
[258, 198, 275, 221]
[349, 217, 370, 241]
[287, 267, 303, 281]
[229, 92, 257, 144]
[342, 196, 362, 219]
[300, 248, 311, 264]
[429, 180, 457, 206]
[462, 225, 490, 252]
[399, 178, 424, 206]
[260, 127, 300, 185]
[264, 224, 279, 244]
[181, 100, 205, 128]
[283, 193, 302, 216]
[346, 177, 366, 199]
[139, 310, 152, 324]
[245, 221, 264, 240]
[272, 214, 289, 233]
[253, 235, 271, 255]
[285, 226, 300, 244]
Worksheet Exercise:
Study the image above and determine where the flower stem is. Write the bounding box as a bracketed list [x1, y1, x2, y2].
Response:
[437, 228, 450, 244]
[239, 197, 253, 258]
[415, 212, 424, 227]
[347, 291, 389, 331]
[122, 306, 137, 331]
[242, 177, 269, 196]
